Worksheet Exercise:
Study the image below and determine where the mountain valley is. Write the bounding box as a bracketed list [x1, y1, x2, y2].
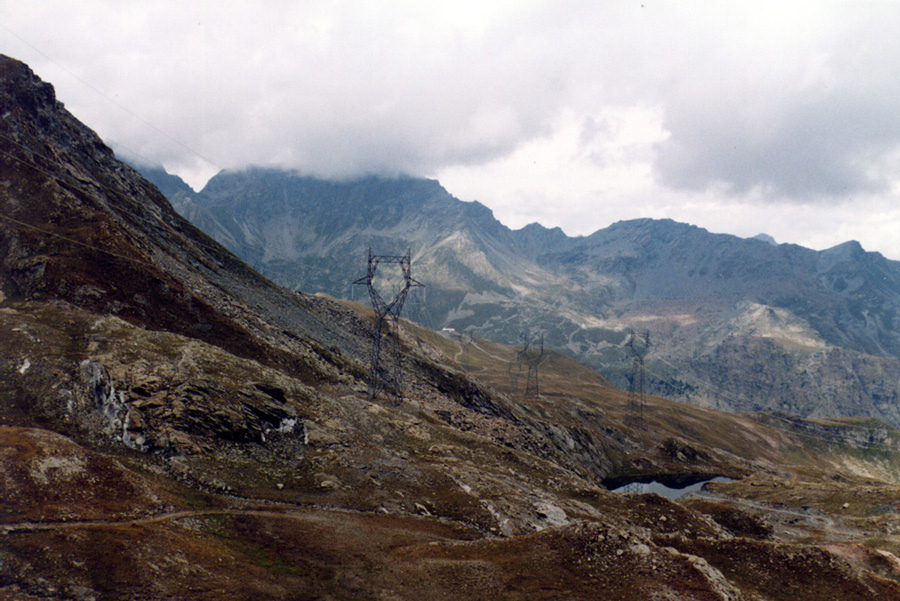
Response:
[141, 164, 900, 428]
[4, 53, 900, 600]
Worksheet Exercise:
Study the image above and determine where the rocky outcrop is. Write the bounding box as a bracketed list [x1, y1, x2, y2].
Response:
[79, 356, 303, 452]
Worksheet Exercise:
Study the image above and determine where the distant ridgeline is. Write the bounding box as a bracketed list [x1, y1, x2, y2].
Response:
[139, 165, 900, 427]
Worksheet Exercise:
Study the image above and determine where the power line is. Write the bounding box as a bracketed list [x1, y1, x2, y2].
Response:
[644, 355, 900, 451]
[4, 28, 896, 454]
[523, 334, 545, 399]
[0, 131, 213, 259]
[650, 355, 749, 409]
[1, 23, 221, 173]
[0, 142, 170, 268]
[0, 145, 361, 362]
[0, 211, 156, 269]
[625, 331, 650, 430]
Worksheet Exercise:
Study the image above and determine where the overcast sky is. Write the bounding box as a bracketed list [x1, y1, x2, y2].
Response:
[3, 1, 899, 259]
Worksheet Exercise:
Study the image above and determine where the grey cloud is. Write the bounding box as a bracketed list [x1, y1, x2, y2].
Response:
[6, 2, 900, 208]
[4, 2, 570, 182]
[651, 7, 900, 202]
[655, 95, 900, 200]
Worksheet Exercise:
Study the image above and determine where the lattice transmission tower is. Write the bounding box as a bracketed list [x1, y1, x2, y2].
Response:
[353, 248, 424, 401]
[625, 331, 651, 430]
[523, 334, 546, 399]
[507, 333, 545, 399]
[507, 333, 529, 392]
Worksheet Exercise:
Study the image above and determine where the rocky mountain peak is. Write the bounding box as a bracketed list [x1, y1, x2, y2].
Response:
[751, 233, 777, 245]
[0, 54, 58, 114]
[1, 56, 355, 377]
[128, 162, 197, 199]
[512, 222, 574, 256]
[143, 158, 900, 427]
[0, 54, 129, 176]
[821, 239, 867, 261]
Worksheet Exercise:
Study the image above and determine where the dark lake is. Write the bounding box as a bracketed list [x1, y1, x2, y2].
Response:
[604, 475, 735, 500]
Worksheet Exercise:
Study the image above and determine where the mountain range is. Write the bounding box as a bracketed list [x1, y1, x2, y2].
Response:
[140, 166, 900, 426]
[7, 53, 900, 599]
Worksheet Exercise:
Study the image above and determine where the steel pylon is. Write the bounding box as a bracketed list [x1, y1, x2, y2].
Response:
[353, 248, 424, 400]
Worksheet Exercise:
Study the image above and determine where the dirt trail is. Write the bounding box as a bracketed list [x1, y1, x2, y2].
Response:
[0, 509, 291, 533]
[0, 497, 464, 535]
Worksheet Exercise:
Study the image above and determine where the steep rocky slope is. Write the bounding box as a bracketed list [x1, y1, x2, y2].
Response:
[542, 219, 900, 423]
[5, 54, 900, 600]
[167, 168, 563, 323]
[142, 165, 900, 426]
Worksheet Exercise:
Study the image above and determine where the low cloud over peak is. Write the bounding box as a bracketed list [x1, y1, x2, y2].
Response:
[3, 1, 899, 258]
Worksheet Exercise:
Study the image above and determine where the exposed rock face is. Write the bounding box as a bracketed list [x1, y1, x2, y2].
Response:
[142, 165, 900, 426]
[6, 54, 900, 600]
